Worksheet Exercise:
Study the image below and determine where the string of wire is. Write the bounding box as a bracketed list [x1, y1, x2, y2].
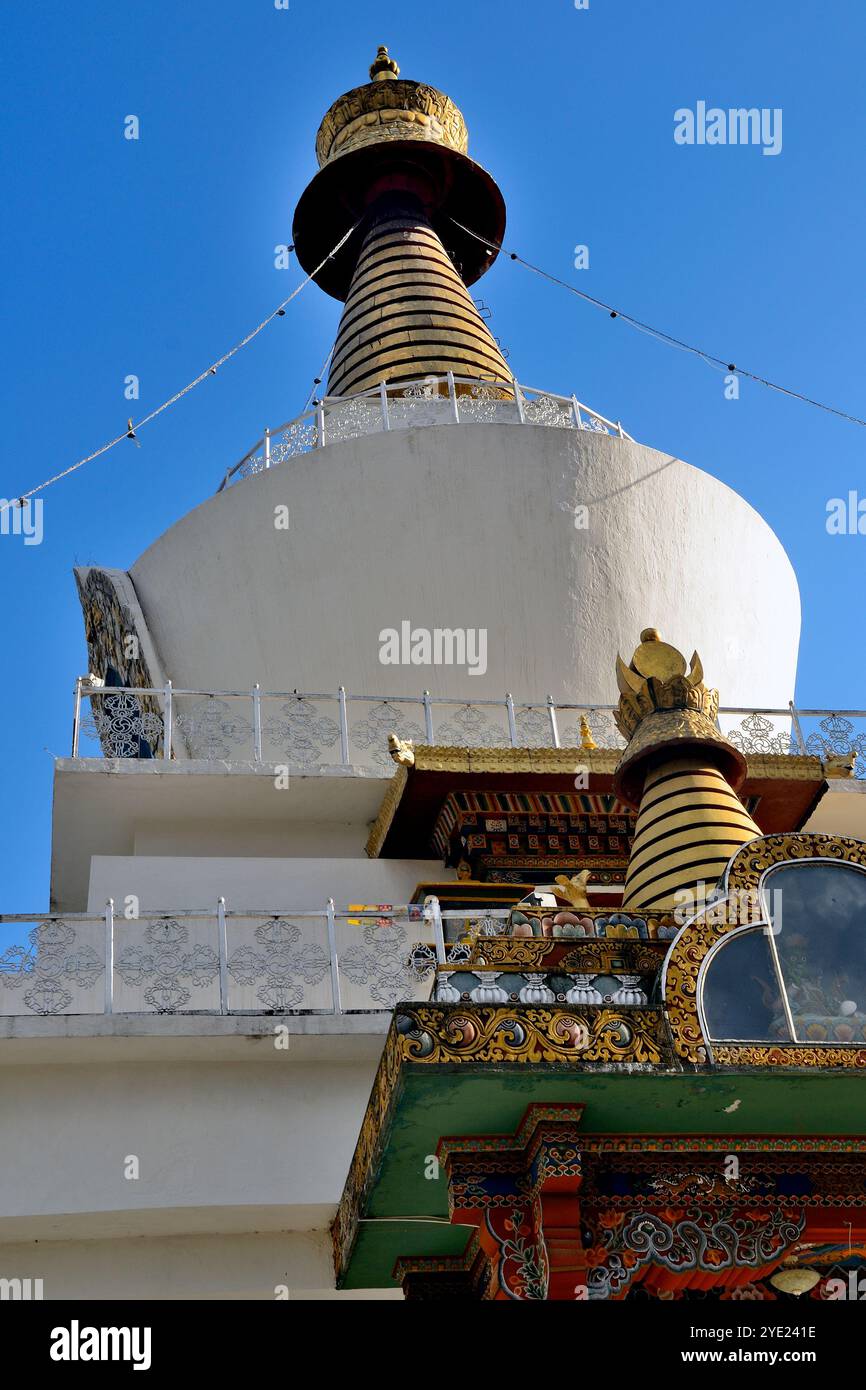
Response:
[2, 221, 359, 515]
[450, 216, 866, 429]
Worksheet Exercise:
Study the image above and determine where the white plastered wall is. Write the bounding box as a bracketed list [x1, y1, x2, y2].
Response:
[130, 424, 801, 709]
[86, 856, 442, 913]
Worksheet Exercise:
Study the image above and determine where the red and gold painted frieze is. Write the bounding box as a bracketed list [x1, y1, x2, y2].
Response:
[430, 789, 636, 881]
[365, 745, 832, 861]
[392, 1106, 866, 1300]
[399, 1004, 666, 1067]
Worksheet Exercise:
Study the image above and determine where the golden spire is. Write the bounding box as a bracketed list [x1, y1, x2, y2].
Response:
[369, 45, 399, 81]
[613, 630, 760, 913]
[292, 51, 511, 395]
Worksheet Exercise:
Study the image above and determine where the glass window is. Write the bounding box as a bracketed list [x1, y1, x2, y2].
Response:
[768, 861, 866, 1044]
[701, 860, 866, 1046]
[701, 926, 789, 1042]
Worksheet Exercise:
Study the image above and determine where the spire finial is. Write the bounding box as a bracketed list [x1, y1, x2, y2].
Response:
[370, 45, 399, 81]
[293, 46, 507, 374]
[612, 627, 742, 807]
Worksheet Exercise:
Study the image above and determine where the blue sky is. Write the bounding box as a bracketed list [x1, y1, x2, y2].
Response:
[1, 0, 864, 914]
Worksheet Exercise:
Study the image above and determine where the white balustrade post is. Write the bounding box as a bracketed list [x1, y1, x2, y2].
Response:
[252, 683, 263, 762]
[326, 898, 342, 1014]
[72, 677, 82, 757]
[338, 687, 350, 764]
[379, 381, 391, 431]
[571, 395, 583, 429]
[217, 897, 229, 1014]
[316, 400, 326, 447]
[505, 692, 518, 747]
[163, 680, 173, 761]
[104, 899, 115, 1015]
[264, 427, 271, 468]
[547, 695, 561, 748]
[428, 895, 446, 966]
[447, 370, 460, 423]
[789, 701, 808, 755]
[513, 377, 526, 424]
[422, 690, 434, 744]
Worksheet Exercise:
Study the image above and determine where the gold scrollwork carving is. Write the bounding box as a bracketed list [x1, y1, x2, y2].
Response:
[398, 1004, 664, 1067]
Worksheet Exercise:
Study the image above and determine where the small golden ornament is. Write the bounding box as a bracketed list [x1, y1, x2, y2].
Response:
[769, 1258, 821, 1297]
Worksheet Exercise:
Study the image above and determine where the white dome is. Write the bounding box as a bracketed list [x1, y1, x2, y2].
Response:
[130, 422, 800, 711]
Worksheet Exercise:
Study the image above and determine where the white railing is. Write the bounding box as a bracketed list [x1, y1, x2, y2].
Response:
[216, 373, 633, 491]
[0, 898, 509, 1018]
[70, 684, 866, 778]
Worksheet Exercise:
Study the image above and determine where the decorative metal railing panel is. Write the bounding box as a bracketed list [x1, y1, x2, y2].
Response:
[0, 904, 442, 1018]
[0, 918, 105, 1016]
[172, 695, 252, 762]
[724, 711, 795, 757]
[216, 374, 632, 493]
[79, 691, 166, 759]
[262, 695, 343, 766]
[346, 699, 426, 774]
[335, 909, 432, 1011]
[434, 699, 512, 749]
[225, 914, 333, 1013]
[72, 685, 866, 778]
[112, 914, 222, 1014]
[800, 713, 866, 767]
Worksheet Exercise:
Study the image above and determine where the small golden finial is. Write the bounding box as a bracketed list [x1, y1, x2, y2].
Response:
[630, 628, 688, 682]
[370, 45, 399, 81]
[579, 715, 597, 751]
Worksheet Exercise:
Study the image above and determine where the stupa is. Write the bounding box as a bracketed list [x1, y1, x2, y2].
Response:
[1, 49, 865, 1305]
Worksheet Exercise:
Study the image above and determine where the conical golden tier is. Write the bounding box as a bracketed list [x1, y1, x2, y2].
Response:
[327, 201, 510, 395]
[613, 630, 760, 911]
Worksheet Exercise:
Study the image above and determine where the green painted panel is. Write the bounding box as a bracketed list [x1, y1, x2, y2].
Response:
[343, 1068, 866, 1288]
[368, 1069, 866, 1218]
[342, 1219, 475, 1291]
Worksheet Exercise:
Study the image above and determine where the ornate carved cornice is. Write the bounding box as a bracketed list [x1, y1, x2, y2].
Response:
[365, 741, 833, 860]
[398, 1003, 666, 1067]
[332, 1003, 668, 1285]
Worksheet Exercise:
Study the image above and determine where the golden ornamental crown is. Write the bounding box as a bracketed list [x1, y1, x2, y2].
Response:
[613, 627, 719, 741]
[612, 629, 745, 807]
